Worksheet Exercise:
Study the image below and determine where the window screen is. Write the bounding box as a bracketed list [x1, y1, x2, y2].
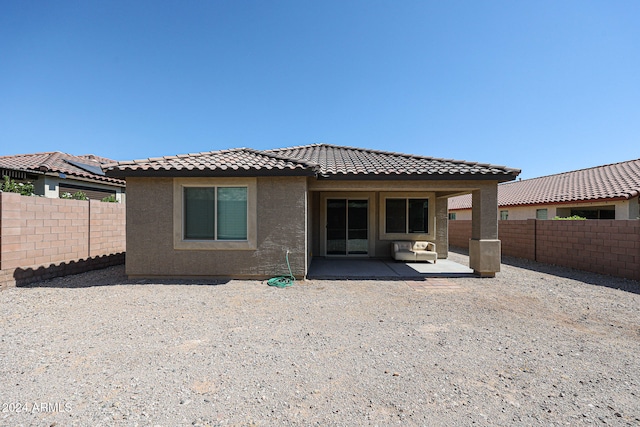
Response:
[217, 187, 247, 240]
[184, 186, 247, 240]
[184, 187, 215, 239]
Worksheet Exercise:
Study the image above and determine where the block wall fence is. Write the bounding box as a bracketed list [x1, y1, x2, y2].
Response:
[449, 219, 640, 281]
[0, 192, 125, 288]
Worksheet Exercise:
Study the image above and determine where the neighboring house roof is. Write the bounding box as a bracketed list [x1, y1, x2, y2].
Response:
[104, 143, 520, 181]
[448, 158, 640, 210]
[0, 152, 125, 186]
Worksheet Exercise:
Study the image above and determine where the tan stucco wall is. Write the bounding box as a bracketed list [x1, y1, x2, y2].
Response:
[125, 176, 506, 278]
[309, 191, 321, 260]
[125, 176, 307, 279]
[435, 196, 449, 259]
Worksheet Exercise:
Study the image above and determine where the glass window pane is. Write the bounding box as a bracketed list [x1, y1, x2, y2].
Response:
[348, 200, 368, 255]
[385, 199, 406, 233]
[408, 199, 428, 233]
[217, 187, 247, 240]
[184, 187, 215, 240]
[327, 199, 347, 255]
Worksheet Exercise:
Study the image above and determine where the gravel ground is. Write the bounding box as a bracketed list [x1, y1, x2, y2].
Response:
[1, 252, 639, 427]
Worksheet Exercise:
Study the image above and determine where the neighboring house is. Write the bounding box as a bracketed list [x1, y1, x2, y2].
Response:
[448, 158, 640, 221]
[104, 143, 520, 278]
[0, 152, 126, 201]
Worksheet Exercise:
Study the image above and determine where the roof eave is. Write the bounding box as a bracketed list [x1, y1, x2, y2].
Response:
[42, 170, 125, 186]
[0, 166, 46, 177]
[500, 195, 638, 209]
[104, 168, 318, 179]
[46, 171, 126, 187]
[316, 173, 520, 182]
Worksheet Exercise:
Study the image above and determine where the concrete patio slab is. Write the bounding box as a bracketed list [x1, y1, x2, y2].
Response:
[386, 259, 474, 275]
[307, 258, 474, 280]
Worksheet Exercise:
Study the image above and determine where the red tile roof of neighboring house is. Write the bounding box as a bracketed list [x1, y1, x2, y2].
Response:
[105, 143, 521, 181]
[0, 152, 125, 185]
[448, 158, 640, 210]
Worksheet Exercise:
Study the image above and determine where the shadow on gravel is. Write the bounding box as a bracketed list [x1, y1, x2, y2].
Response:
[450, 248, 640, 295]
[19, 265, 230, 289]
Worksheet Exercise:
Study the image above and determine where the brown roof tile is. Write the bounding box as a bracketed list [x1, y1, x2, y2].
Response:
[0, 152, 125, 185]
[268, 144, 519, 179]
[106, 143, 520, 181]
[448, 158, 640, 210]
[103, 148, 319, 177]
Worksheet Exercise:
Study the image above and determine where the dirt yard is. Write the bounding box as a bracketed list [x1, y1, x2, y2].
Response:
[1, 252, 639, 426]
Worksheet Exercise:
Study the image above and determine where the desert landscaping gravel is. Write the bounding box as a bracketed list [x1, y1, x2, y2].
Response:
[1, 251, 639, 426]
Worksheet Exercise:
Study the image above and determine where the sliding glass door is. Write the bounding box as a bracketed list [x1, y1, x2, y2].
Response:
[326, 199, 368, 256]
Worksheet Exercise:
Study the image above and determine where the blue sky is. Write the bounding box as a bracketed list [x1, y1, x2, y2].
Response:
[1, 1, 638, 179]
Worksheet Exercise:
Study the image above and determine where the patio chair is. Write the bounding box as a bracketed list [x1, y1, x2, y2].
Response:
[392, 241, 437, 263]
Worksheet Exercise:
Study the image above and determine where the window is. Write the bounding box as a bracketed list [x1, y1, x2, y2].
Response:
[58, 183, 117, 201]
[448, 212, 456, 220]
[536, 208, 548, 220]
[500, 210, 509, 220]
[173, 178, 257, 250]
[380, 192, 434, 240]
[570, 207, 615, 219]
[385, 198, 429, 234]
[184, 187, 247, 240]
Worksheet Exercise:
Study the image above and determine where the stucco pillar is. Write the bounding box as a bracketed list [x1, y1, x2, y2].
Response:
[435, 196, 449, 259]
[469, 184, 501, 277]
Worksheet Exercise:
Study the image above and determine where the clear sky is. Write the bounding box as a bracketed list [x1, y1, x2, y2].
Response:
[1, 1, 638, 179]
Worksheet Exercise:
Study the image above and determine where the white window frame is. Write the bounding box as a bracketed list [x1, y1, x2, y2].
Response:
[379, 192, 435, 241]
[173, 177, 257, 250]
[536, 208, 548, 220]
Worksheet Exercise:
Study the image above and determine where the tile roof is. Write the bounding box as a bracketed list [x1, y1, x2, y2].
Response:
[448, 158, 640, 210]
[268, 144, 519, 179]
[103, 148, 319, 177]
[0, 152, 125, 185]
[105, 143, 520, 181]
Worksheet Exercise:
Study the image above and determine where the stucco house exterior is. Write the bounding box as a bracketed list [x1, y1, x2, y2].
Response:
[0, 152, 126, 201]
[448, 158, 640, 221]
[104, 144, 520, 279]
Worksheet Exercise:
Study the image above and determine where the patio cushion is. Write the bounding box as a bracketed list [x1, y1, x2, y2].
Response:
[393, 241, 413, 252]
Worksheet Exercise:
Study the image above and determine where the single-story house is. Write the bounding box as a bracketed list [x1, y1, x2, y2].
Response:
[0, 152, 126, 201]
[104, 144, 520, 279]
[448, 158, 640, 220]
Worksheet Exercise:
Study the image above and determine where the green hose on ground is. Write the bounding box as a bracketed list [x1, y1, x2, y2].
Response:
[267, 251, 295, 288]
